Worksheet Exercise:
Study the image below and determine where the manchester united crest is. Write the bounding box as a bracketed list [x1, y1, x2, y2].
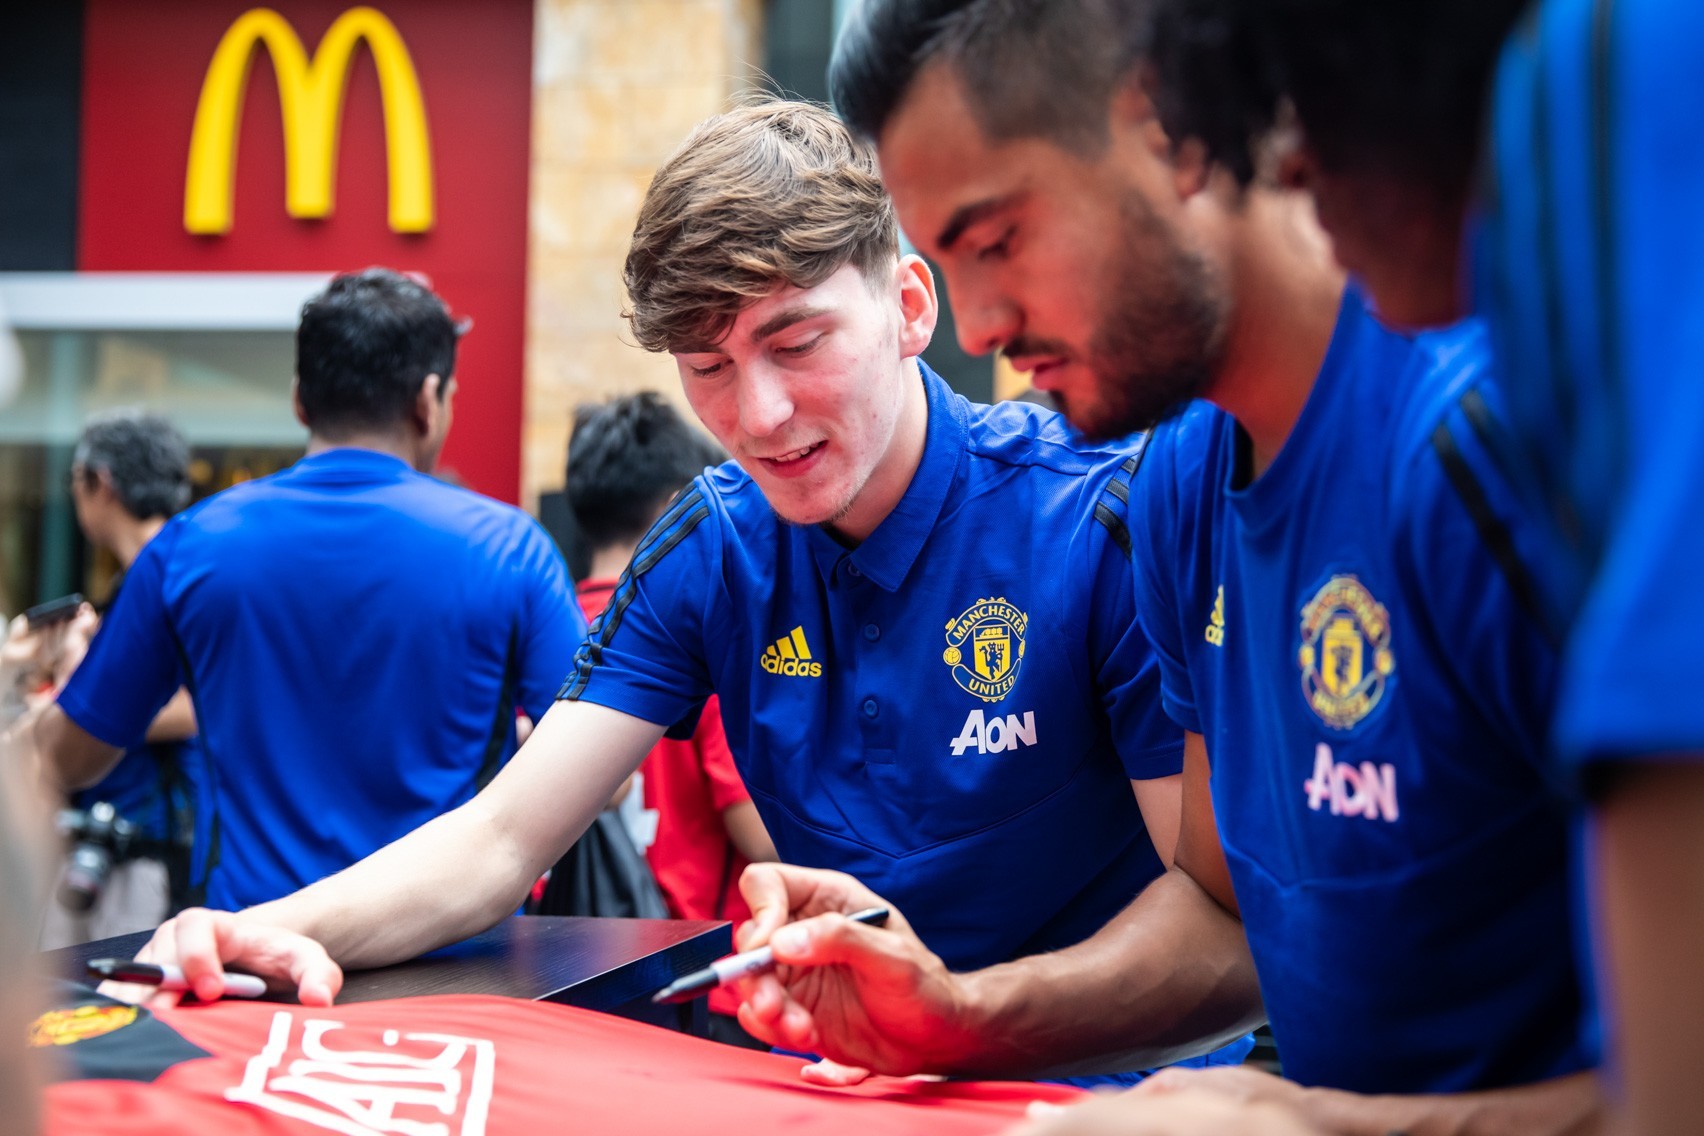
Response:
[1298, 574, 1394, 730]
[944, 597, 1028, 703]
[28, 1003, 138, 1047]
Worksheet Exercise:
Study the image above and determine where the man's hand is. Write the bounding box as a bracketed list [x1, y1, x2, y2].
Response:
[46, 605, 98, 689]
[1, 614, 41, 677]
[111, 907, 344, 1010]
[734, 863, 979, 1075]
[1009, 1084, 1325, 1136]
[1135, 1065, 1308, 1110]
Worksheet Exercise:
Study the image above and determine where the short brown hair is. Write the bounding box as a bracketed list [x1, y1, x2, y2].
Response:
[623, 100, 899, 354]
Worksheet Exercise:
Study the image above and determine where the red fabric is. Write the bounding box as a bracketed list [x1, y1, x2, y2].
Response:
[580, 579, 757, 1018]
[44, 995, 1082, 1134]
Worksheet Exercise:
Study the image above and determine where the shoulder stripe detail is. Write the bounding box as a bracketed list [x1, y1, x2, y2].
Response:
[1457, 388, 1525, 494]
[1530, 26, 1580, 449]
[1091, 440, 1150, 560]
[559, 497, 712, 701]
[1093, 501, 1134, 561]
[1590, 0, 1627, 495]
[632, 483, 707, 563]
[1430, 417, 1560, 647]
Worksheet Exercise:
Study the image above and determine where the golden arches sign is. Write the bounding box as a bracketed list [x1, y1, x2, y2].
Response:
[184, 6, 434, 235]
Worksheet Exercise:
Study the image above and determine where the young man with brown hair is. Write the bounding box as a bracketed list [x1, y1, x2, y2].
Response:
[132, 101, 1248, 1081]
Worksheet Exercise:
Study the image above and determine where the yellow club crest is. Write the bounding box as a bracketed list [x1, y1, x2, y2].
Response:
[1298, 574, 1394, 730]
[944, 597, 1028, 703]
[27, 1003, 139, 1048]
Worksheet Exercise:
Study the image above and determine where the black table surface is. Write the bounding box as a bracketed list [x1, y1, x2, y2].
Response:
[44, 916, 731, 1025]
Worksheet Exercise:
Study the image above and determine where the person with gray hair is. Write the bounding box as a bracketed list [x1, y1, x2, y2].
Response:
[30, 409, 202, 946]
[69, 410, 192, 553]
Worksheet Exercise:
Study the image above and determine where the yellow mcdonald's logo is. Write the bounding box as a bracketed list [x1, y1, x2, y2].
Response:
[184, 6, 434, 235]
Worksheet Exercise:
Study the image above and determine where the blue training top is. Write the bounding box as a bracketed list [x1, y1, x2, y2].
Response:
[1479, 0, 1704, 775]
[563, 362, 1182, 973]
[58, 448, 585, 911]
[1130, 292, 1597, 1093]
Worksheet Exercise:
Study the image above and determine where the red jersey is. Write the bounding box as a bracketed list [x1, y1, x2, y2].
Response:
[579, 579, 755, 1014]
[42, 993, 1084, 1134]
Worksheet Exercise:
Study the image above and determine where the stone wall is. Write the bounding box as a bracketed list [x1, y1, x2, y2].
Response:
[524, 0, 763, 508]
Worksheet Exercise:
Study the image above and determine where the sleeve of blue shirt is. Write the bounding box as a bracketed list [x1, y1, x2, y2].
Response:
[1555, 1, 1704, 770]
[1127, 420, 1206, 738]
[55, 527, 184, 751]
[512, 518, 586, 718]
[557, 479, 719, 727]
[1389, 378, 1560, 775]
[1087, 450, 1185, 780]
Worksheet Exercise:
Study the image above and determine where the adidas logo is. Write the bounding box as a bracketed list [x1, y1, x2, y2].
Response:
[1205, 585, 1226, 647]
[761, 626, 823, 678]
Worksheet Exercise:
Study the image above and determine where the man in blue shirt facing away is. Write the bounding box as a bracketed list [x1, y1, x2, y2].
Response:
[34, 269, 585, 911]
[124, 102, 1241, 1082]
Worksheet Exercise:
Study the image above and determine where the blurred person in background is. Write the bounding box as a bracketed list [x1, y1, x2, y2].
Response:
[1, 632, 57, 1136]
[34, 409, 202, 946]
[566, 391, 776, 1047]
[27, 268, 586, 912]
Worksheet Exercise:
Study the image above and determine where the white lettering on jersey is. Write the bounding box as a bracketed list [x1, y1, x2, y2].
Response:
[1303, 742, 1400, 822]
[950, 709, 1037, 755]
[226, 1011, 496, 1136]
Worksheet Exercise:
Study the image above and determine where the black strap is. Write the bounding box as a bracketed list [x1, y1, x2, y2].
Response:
[475, 627, 520, 792]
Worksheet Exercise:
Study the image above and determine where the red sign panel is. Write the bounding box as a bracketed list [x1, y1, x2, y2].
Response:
[80, 0, 534, 502]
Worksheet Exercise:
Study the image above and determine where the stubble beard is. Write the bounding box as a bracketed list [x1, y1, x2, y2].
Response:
[1070, 191, 1228, 442]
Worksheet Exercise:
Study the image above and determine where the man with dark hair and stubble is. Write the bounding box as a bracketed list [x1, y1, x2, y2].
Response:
[566, 392, 777, 1047]
[32, 268, 585, 913]
[684, 2, 1602, 1133]
[1145, 4, 1704, 1134]
[128, 102, 1254, 1088]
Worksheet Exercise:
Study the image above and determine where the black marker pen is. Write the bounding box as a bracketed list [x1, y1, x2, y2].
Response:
[86, 958, 268, 999]
[652, 906, 890, 1004]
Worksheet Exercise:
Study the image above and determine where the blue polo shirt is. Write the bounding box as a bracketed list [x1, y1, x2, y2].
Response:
[563, 363, 1181, 974]
[58, 448, 584, 912]
[1479, 0, 1704, 777]
[1130, 293, 1596, 1093]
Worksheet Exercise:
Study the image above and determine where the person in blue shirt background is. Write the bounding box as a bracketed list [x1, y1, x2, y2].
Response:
[32, 269, 585, 912]
[1140, 2, 1704, 1132]
[709, 3, 1597, 1133]
[124, 101, 1242, 1085]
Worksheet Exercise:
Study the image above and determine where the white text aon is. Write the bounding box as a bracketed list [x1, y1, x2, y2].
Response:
[950, 709, 1037, 755]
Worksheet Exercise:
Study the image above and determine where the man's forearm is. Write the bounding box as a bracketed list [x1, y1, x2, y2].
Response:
[236, 700, 659, 973]
[949, 866, 1266, 1076]
[1299, 1070, 1603, 1136]
[34, 705, 122, 791]
[243, 791, 544, 971]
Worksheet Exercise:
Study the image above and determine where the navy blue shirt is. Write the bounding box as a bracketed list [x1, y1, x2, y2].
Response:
[1480, 0, 1704, 775]
[564, 364, 1182, 972]
[72, 738, 200, 849]
[1131, 295, 1596, 1093]
[58, 449, 584, 911]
